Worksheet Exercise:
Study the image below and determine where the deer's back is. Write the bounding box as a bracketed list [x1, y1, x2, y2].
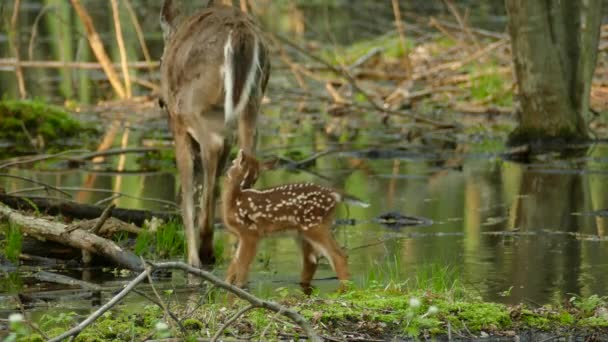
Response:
[161, 5, 265, 116]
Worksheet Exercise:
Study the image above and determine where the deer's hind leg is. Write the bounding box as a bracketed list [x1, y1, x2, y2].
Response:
[195, 128, 227, 265]
[171, 119, 201, 268]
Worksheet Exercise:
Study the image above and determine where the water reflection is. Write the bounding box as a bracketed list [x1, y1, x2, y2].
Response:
[3, 139, 608, 305]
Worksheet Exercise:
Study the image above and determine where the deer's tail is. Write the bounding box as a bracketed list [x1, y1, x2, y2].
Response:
[223, 30, 261, 125]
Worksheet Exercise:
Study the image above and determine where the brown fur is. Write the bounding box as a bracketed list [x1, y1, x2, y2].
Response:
[160, 1, 270, 267]
[222, 150, 350, 290]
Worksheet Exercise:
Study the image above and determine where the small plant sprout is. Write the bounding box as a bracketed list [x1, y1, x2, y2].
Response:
[409, 297, 421, 308]
[155, 321, 170, 339]
[9, 313, 24, 323]
[420, 305, 440, 319]
[8, 312, 28, 339]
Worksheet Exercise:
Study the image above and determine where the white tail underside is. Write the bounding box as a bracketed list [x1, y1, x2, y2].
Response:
[223, 32, 235, 123]
[223, 32, 261, 124]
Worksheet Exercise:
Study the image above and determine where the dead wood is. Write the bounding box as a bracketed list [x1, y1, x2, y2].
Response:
[0, 193, 177, 226]
[0, 203, 144, 271]
[34, 271, 104, 291]
[47, 261, 320, 342]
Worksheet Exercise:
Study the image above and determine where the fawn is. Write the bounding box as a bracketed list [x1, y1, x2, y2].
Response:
[222, 150, 351, 289]
[160, 0, 270, 267]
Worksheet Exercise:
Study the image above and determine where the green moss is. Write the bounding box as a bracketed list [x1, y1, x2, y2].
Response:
[21, 334, 44, 342]
[579, 316, 608, 328]
[182, 318, 204, 331]
[521, 309, 551, 330]
[33, 286, 608, 340]
[0, 99, 97, 155]
[556, 312, 575, 325]
[446, 301, 511, 331]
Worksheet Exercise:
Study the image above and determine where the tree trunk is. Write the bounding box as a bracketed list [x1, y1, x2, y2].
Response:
[505, 0, 603, 146]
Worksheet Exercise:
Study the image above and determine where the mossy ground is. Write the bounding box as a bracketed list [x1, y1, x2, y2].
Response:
[0, 99, 97, 156]
[12, 283, 608, 341]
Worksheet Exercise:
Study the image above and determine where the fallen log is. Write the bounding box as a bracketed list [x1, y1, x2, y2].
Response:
[0, 203, 144, 271]
[0, 193, 178, 226]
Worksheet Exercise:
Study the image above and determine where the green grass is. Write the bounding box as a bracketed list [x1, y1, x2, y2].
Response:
[320, 33, 413, 65]
[134, 219, 185, 259]
[3, 222, 22, 263]
[467, 64, 513, 107]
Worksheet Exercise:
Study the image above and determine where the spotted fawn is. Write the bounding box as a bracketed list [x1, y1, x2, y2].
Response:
[222, 150, 350, 289]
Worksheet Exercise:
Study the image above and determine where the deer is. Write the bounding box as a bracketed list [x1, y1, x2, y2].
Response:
[222, 149, 353, 291]
[159, 0, 270, 268]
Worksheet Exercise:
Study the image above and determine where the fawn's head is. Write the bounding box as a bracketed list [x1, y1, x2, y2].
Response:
[226, 149, 276, 189]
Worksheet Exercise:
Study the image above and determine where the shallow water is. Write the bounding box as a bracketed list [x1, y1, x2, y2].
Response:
[3, 130, 608, 308]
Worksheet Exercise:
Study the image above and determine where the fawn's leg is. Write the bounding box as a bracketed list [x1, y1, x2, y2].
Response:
[303, 224, 350, 282]
[172, 120, 201, 268]
[225, 236, 239, 285]
[229, 234, 259, 288]
[299, 236, 319, 288]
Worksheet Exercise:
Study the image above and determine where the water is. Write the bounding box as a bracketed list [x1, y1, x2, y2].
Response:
[1, 0, 608, 319]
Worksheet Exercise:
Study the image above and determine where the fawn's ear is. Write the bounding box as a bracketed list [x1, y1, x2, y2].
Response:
[235, 149, 245, 166]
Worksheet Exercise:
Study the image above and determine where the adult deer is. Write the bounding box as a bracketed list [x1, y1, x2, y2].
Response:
[222, 150, 351, 290]
[160, 0, 270, 267]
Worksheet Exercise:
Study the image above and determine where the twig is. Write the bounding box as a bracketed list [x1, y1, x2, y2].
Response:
[151, 261, 321, 342]
[142, 260, 187, 335]
[18, 121, 40, 153]
[0, 58, 159, 69]
[278, 149, 337, 169]
[210, 304, 255, 342]
[131, 288, 185, 336]
[6, 186, 178, 209]
[48, 261, 319, 342]
[348, 47, 383, 70]
[90, 203, 115, 234]
[123, 0, 155, 73]
[391, 0, 412, 75]
[111, 0, 132, 98]
[428, 18, 507, 40]
[94, 194, 121, 207]
[443, 0, 480, 49]
[0, 149, 88, 169]
[274, 33, 384, 112]
[70, 0, 126, 98]
[0, 173, 72, 198]
[47, 269, 151, 342]
[34, 270, 103, 291]
[10, 0, 26, 98]
[27, 4, 53, 60]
